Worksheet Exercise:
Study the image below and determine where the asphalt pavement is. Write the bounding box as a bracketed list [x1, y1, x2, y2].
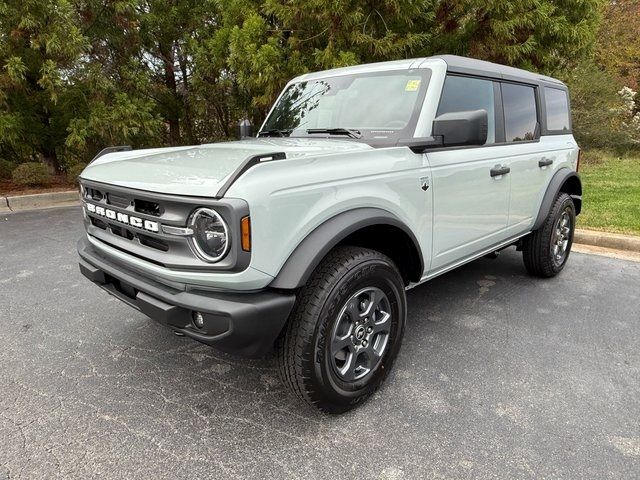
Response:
[1, 206, 639, 479]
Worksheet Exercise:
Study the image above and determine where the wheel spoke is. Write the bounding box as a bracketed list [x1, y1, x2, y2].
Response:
[371, 310, 391, 334]
[338, 351, 357, 381]
[362, 290, 377, 317]
[329, 286, 393, 382]
[366, 342, 382, 363]
[331, 334, 353, 353]
[345, 300, 363, 321]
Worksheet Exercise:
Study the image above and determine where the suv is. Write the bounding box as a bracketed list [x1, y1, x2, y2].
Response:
[77, 55, 581, 413]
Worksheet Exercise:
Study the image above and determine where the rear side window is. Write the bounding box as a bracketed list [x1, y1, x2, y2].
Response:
[544, 87, 571, 131]
[437, 75, 495, 144]
[502, 83, 538, 142]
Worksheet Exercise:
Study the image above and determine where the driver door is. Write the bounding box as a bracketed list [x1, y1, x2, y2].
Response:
[427, 75, 511, 273]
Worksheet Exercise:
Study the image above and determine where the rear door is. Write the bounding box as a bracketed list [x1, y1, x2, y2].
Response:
[427, 75, 511, 272]
[499, 82, 552, 232]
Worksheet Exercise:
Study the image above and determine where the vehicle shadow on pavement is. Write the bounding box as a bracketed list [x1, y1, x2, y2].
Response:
[115, 248, 534, 417]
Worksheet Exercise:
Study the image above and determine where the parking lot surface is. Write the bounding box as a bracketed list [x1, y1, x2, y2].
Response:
[1, 207, 639, 479]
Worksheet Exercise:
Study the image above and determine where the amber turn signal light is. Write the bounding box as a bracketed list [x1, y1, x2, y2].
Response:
[241, 216, 251, 251]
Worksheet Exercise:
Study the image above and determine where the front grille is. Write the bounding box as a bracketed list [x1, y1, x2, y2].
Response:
[91, 217, 108, 230]
[138, 233, 169, 252]
[111, 224, 135, 241]
[107, 193, 131, 208]
[134, 199, 161, 217]
[79, 179, 249, 272]
[86, 187, 105, 202]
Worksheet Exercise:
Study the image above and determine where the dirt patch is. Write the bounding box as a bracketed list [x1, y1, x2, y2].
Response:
[0, 175, 76, 196]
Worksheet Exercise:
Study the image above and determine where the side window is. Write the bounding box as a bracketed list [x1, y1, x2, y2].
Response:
[502, 83, 538, 142]
[544, 87, 571, 131]
[437, 75, 495, 144]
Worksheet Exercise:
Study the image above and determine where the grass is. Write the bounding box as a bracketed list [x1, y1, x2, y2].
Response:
[578, 150, 640, 235]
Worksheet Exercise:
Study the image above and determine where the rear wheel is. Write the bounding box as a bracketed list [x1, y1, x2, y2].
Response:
[277, 246, 406, 413]
[522, 193, 576, 277]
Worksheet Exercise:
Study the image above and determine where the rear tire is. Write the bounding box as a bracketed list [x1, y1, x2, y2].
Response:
[276, 246, 406, 414]
[522, 193, 576, 277]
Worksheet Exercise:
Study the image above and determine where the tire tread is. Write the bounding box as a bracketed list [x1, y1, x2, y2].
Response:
[276, 246, 402, 413]
[522, 193, 575, 278]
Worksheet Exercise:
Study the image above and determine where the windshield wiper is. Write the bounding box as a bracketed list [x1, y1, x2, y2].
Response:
[257, 129, 292, 137]
[306, 128, 362, 139]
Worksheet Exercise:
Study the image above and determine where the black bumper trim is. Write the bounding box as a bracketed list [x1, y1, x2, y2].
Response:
[77, 237, 296, 357]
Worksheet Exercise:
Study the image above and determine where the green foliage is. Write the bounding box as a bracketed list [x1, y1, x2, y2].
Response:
[0, 0, 632, 173]
[11, 162, 51, 186]
[563, 62, 638, 149]
[66, 163, 87, 183]
[430, 0, 603, 73]
[0, 159, 17, 179]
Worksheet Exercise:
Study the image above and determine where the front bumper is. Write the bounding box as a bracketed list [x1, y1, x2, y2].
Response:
[77, 236, 296, 357]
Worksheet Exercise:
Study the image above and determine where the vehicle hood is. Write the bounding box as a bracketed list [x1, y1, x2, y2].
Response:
[80, 138, 372, 197]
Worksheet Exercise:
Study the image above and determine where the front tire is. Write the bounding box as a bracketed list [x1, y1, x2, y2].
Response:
[522, 192, 576, 277]
[277, 246, 406, 414]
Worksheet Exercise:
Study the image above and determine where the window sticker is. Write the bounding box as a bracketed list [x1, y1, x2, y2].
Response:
[405, 79, 421, 92]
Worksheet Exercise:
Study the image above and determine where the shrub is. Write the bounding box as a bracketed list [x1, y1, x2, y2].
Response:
[66, 163, 87, 183]
[564, 62, 638, 150]
[0, 159, 17, 180]
[12, 162, 51, 186]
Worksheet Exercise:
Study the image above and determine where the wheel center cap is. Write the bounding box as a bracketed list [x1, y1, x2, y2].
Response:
[355, 326, 366, 341]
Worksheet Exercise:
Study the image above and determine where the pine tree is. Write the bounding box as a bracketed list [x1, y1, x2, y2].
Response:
[0, 0, 88, 170]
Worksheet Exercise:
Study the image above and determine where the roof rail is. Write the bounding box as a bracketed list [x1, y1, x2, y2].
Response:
[216, 152, 286, 198]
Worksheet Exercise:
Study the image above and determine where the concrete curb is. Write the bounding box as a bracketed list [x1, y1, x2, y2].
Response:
[574, 229, 640, 253]
[0, 190, 79, 213]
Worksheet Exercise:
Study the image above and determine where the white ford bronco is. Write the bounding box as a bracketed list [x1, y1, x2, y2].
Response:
[77, 55, 581, 413]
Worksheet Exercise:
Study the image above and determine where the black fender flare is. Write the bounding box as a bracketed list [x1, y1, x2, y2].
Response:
[533, 168, 582, 231]
[269, 208, 424, 290]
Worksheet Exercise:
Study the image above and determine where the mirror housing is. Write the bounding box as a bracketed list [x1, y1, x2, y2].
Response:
[432, 109, 488, 147]
[396, 136, 443, 153]
[236, 118, 253, 139]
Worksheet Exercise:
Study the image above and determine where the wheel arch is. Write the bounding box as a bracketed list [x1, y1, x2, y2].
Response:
[269, 208, 424, 290]
[533, 168, 582, 231]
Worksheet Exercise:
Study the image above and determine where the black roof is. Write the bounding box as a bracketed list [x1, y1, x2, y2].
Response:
[432, 55, 566, 89]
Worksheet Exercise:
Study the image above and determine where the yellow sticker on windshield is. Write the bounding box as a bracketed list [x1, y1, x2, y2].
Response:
[405, 79, 421, 92]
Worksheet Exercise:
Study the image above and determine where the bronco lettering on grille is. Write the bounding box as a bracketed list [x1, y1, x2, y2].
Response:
[85, 203, 159, 232]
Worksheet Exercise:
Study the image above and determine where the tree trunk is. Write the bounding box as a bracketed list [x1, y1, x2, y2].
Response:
[177, 44, 196, 144]
[162, 45, 181, 145]
[40, 149, 60, 174]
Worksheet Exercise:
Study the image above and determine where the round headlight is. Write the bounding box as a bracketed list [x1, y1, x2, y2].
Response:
[189, 208, 229, 262]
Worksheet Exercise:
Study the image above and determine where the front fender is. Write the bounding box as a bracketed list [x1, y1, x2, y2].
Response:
[269, 208, 424, 290]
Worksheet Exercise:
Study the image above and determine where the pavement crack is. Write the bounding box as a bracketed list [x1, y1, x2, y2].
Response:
[2, 196, 12, 212]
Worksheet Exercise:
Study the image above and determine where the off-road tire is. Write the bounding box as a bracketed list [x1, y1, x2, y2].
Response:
[522, 193, 576, 277]
[276, 246, 406, 414]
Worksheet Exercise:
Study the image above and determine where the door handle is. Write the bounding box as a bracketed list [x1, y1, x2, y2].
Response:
[490, 165, 510, 177]
[538, 157, 553, 167]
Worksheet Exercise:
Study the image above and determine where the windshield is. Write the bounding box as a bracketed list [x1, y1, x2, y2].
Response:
[260, 69, 431, 145]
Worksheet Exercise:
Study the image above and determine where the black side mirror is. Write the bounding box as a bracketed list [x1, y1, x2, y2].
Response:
[432, 109, 488, 147]
[236, 119, 253, 139]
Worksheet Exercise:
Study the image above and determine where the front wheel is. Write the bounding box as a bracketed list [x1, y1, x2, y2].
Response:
[522, 192, 576, 277]
[277, 246, 406, 413]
